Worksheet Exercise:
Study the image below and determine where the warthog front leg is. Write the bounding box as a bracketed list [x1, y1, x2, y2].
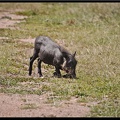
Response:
[53, 66, 61, 78]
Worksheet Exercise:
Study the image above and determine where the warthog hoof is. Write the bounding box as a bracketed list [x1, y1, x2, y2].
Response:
[63, 74, 71, 78]
[40, 76, 44, 78]
[53, 72, 61, 78]
[63, 74, 76, 79]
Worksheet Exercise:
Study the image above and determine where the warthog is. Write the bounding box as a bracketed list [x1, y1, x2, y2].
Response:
[29, 36, 77, 78]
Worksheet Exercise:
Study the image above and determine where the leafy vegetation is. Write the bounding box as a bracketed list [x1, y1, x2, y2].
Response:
[0, 3, 120, 117]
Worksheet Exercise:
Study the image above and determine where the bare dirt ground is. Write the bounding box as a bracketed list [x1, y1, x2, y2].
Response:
[0, 93, 92, 117]
[0, 10, 93, 117]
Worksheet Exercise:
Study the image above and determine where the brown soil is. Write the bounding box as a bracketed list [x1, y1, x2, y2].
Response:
[0, 10, 27, 29]
[0, 10, 93, 117]
[0, 93, 91, 117]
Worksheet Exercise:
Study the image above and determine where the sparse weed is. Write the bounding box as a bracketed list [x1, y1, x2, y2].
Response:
[21, 103, 38, 109]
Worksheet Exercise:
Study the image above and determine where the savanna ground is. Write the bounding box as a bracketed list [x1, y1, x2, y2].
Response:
[0, 3, 120, 117]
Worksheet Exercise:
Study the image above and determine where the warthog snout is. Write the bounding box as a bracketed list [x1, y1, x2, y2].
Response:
[61, 58, 77, 78]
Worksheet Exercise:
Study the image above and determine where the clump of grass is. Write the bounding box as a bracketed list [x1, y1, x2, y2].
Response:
[1, 16, 12, 20]
[16, 10, 38, 16]
[21, 103, 38, 109]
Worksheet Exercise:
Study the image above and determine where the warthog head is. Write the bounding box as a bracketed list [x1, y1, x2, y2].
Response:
[61, 52, 77, 78]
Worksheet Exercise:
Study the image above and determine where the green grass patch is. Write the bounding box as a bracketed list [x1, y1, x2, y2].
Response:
[90, 99, 120, 117]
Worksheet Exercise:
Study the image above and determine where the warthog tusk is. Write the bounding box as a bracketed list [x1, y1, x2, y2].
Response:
[61, 59, 66, 69]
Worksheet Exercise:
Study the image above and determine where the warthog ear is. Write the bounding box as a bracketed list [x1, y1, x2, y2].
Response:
[73, 51, 76, 57]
